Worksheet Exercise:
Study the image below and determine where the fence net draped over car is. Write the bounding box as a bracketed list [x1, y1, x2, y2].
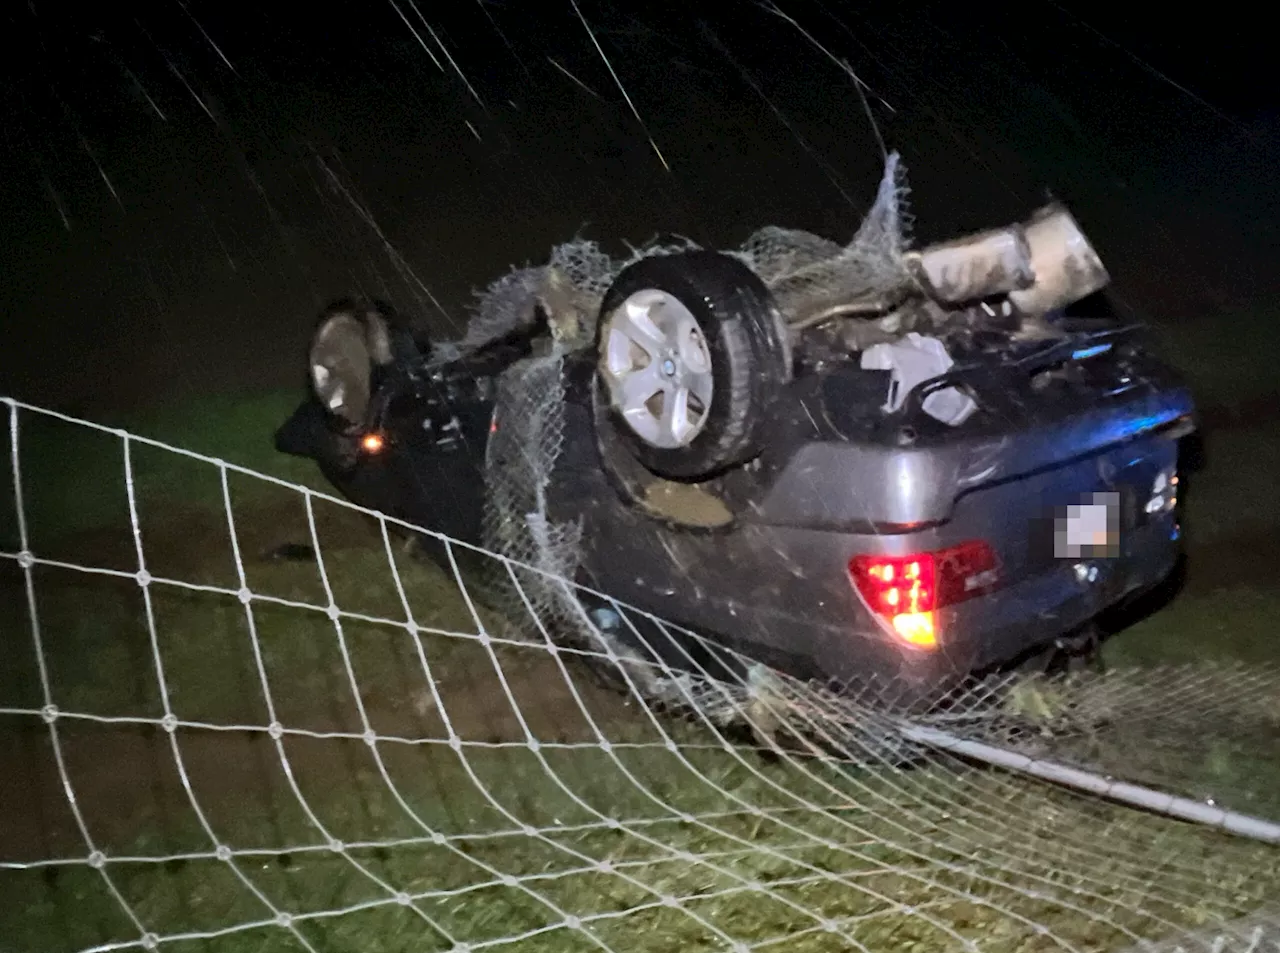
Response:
[3, 394, 1280, 953]
[470, 154, 914, 685]
[452, 150, 914, 360]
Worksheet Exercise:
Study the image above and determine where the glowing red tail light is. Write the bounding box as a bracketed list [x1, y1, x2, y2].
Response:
[848, 541, 998, 649]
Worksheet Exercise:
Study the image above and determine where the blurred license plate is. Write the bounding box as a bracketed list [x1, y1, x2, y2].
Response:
[1055, 492, 1121, 559]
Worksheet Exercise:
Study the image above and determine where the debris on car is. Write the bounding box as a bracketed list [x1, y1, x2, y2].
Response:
[860, 332, 976, 426]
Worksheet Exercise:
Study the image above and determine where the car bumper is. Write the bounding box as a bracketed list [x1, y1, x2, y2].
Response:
[275, 398, 490, 547]
[579, 499, 1183, 701]
[815, 510, 1182, 694]
[950, 510, 1181, 674]
[275, 398, 358, 469]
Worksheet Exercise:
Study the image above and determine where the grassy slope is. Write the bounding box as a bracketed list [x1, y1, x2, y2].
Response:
[1101, 312, 1280, 666]
[4, 510, 1277, 953]
[3, 311, 1279, 953]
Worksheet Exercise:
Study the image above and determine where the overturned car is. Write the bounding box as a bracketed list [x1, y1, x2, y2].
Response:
[275, 154, 1195, 702]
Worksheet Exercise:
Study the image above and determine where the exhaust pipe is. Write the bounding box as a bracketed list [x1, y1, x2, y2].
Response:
[1008, 202, 1110, 315]
[907, 203, 1110, 314]
[905, 225, 1035, 305]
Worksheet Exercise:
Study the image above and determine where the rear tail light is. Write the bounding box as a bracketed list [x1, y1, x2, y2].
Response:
[849, 541, 999, 649]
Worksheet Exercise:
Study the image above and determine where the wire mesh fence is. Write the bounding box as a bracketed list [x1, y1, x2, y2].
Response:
[3, 395, 1279, 953]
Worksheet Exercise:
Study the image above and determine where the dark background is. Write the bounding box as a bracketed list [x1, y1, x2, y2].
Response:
[1, 1, 1274, 416]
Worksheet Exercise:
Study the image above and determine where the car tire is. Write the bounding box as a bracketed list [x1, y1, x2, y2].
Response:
[595, 251, 791, 481]
[307, 299, 407, 433]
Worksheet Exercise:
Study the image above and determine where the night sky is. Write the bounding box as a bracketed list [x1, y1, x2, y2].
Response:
[0, 1, 1273, 415]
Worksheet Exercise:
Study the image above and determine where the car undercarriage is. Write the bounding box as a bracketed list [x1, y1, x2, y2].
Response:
[276, 152, 1196, 706]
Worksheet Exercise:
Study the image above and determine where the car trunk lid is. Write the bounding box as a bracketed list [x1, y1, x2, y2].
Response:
[745, 323, 1195, 531]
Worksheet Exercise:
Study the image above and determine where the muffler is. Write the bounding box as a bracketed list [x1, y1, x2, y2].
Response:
[905, 225, 1034, 305]
[1007, 202, 1110, 314]
[907, 202, 1110, 314]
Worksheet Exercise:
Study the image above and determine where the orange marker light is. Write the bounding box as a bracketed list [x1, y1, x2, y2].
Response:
[891, 611, 937, 647]
[360, 432, 385, 454]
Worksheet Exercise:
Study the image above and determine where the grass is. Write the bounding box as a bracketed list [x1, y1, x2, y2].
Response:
[1101, 310, 1280, 668]
[3, 309, 1280, 953]
[2, 390, 329, 548]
